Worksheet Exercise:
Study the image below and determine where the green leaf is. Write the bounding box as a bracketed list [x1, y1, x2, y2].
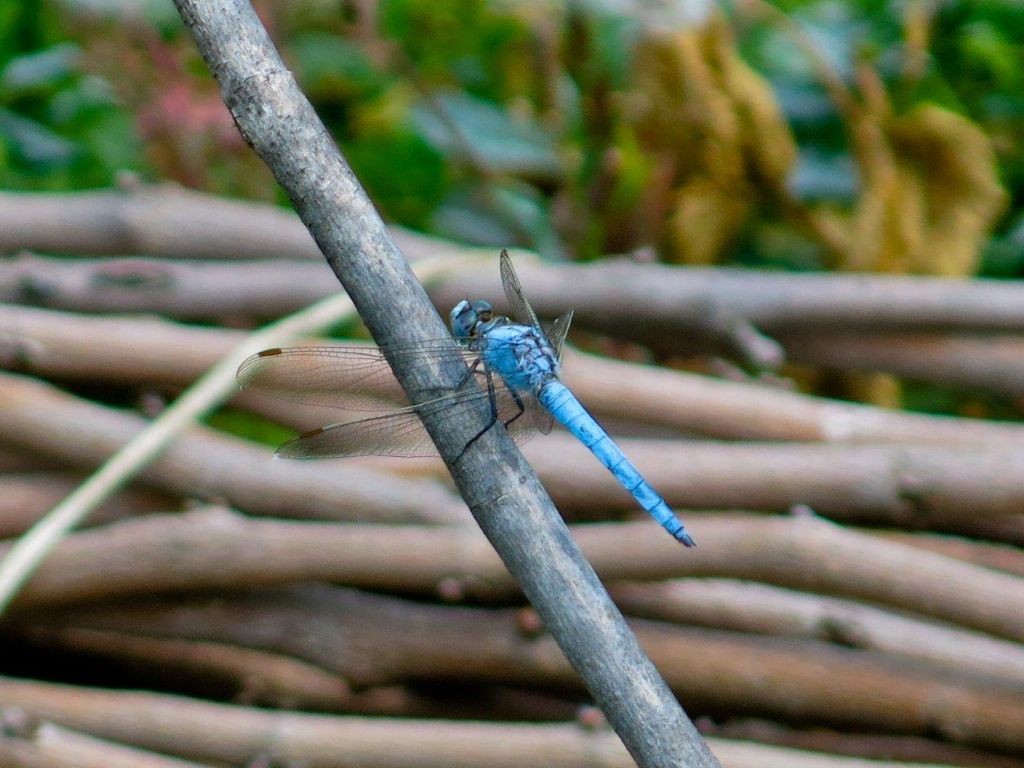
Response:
[431, 179, 563, 258]
[0, 106, 76, 165]
[410, 91, 561, 181]
[0, 42, 80, 98]
[290, 33, 387, 101]
[344, 128, 448, 229]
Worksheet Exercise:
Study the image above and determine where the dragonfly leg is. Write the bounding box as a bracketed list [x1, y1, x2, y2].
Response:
[457, 356, 483, 389]
[503, 388, 526, 429]
[455, 365, 500, 462]
[414, 356, 482, 402]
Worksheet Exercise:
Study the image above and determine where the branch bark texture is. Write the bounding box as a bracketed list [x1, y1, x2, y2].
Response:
[170, 1, 715, 765]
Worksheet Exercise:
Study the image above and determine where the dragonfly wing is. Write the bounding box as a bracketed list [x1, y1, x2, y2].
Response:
[519, 393, 554, 436]
[499, 249, 543, 331]
[501, 251, 573, 361]
[544, 310, 574, 361]
[237, 343, 478, 410]
[276, 383, 542, 458]
[277, 407, 442, 458]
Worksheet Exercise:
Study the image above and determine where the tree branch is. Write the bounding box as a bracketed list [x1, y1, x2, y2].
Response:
[7, 349, 1024, 543]
[703, 720, 1024, 768]
[6, 187, 1024, 338]
[609, 578, 1024, 685]
[0, 472, 169, 538]
[427, 259, 1024, 341]
[169, 1, 714, 764]
[781, 330, 1024, 398]
[0, 718, 212, 768]
[9, 250, 1024, 396]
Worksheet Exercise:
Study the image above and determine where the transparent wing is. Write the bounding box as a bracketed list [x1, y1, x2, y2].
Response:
[501, 250, 574, 357]
[276, 384, 546, 458]
[241, 252, 572, 453]
[518, 311, 573, 436]
[237, 342, 479, 410]
[499, 249, 543, 331]
[500, 250, 574, 436]
[545, 310, 574, 361]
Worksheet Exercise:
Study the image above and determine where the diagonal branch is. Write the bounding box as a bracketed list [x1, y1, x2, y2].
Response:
[170, 1, 717, 765]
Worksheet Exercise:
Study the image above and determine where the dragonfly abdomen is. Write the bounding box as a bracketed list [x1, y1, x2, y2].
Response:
[538, 382, 695, 547]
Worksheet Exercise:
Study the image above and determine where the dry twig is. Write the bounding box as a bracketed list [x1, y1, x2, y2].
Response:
[610, 578, 1024, 685]
[6, 302, 1024, 447]
[0, 718, 212, 768]
[0, 185, 452, 263]
[0, 673, 982, 767]
[0, 372, 466, 527]
[6, 510, 1024, 645]
[15, 586, 1024, 753]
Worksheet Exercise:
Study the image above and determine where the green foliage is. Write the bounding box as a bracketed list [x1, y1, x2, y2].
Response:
[343, 125, 447, 229]
[206, 408, 295, 448]
[0, 4, 143, 188]
[290, 33, 388, 103]
[18, 0, 1021, 269]
[378, 0, 528, 97]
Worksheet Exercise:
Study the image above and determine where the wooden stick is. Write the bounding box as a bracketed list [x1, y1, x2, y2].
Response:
[711, 740, 986, 768]
[9, 251, 1024, 397]
[17, 587, 1024, 753]
[0, 281, 359, 614]
[0, 251, 337, 320]
[0, 449, 58, 473]
[10, 330, 1024, 531]
[878, 532, 1024, 578]
[704, 720, 1024, 768]
[0, 674, 979, 767]
[558, 347, 1024, 444]
[7, 320, 1024, 534]
[428, 257, 1024, 340]
[0, 719, 213, 768]
[0, 472, 170, 538]
[782, 330, 1024, 398]
[7, 510, 1024, 644]
[174, 3, 716, 764]
[6, 249, 1024, 385]
[522, 434, 1024, 530]
[19, 625, 354, 711]
[19, 624, 582, 720]
[0, 674, 636, 768]
[5, 188, 1024, 337]
[610, 578, 1024, 685]
[0, 184, 451, 263]
[6, 302, 1024, 447]
[0, 372, 467, 527]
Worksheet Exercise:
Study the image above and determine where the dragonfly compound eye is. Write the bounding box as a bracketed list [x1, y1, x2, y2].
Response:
[472, 300, 493, 323]
[450, 299, 477, 338]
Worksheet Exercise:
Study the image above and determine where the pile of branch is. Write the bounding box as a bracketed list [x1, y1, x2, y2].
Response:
[3, 184, 1024, 768]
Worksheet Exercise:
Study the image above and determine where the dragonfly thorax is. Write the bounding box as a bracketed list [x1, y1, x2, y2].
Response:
[481, 322, 559, 393]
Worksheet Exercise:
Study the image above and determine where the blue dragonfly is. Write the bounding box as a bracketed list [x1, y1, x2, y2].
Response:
[237, 250, 695, 546]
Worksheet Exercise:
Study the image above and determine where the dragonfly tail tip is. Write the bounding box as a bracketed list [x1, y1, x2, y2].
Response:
[676, 530, 696, 548]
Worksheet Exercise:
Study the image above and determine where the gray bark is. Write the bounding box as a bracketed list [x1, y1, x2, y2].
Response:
[170, 1, 717, 765]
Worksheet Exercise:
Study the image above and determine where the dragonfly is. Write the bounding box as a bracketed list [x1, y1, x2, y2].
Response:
[237, 250, 695, 546]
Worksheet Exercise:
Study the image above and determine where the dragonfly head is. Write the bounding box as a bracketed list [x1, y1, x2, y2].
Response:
[450, 299, 493, 339]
